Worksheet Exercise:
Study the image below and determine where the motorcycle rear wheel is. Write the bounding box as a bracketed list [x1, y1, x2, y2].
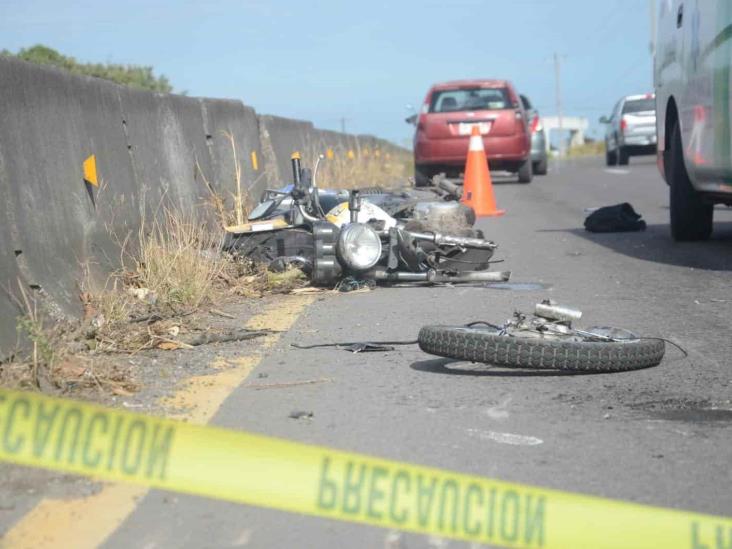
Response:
[418, 325, 665, 372]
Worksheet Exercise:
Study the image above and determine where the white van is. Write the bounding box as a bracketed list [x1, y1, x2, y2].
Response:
[655, 0, 732, 240]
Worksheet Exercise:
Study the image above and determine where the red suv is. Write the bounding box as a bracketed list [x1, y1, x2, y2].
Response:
[409, 79, 532, 185]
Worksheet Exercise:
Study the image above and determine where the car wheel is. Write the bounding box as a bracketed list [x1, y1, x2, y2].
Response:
[668, 123, 713, 241]
[414, 164, 431, 187]
[517, 158, 533, 183]
[605, 144, 617, 166]
[533, 157, 548, 176]
[618, 146, 629, 165]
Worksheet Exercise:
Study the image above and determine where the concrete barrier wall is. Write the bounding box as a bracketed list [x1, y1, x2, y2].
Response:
[0, 57, 407, 352]
[256, 114, 315, 187]
[200, 99, 265, 204]
[0, 58, 136, 343]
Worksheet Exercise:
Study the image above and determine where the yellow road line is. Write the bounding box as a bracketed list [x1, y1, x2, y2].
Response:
[1, 295, 312, 549]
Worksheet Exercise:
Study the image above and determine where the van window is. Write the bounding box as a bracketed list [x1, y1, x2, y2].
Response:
[622, 98, 655, 114]
[430, 88, 512, 113]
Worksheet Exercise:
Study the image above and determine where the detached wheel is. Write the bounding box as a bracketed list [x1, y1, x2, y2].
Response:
[533, 157, 548, 176]
[668, 124, 713, 241]
[517, 158, 533, 183]
[418, 326, 665, 372]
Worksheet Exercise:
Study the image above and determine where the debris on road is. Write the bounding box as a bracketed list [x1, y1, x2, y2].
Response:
[584, 202, 647, 233]
[244, 377, 333, 390]
[344, 342, 396, 353]
[292, 339, 418, 352]
[418, 302, 668, 372]
[289, 410, 314, 419]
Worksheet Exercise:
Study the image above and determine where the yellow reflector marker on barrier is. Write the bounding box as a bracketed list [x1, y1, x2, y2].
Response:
[0, 388, 729, 549]
[83, 154, 98, 187]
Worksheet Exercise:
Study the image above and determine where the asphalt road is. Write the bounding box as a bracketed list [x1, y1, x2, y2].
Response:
[14, 156, 732, 547]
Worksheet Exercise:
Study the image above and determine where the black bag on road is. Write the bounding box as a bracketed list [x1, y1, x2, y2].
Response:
[584, 203, 646, 233]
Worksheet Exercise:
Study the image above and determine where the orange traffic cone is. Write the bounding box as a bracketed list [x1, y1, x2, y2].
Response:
[461, 126, 505, 217]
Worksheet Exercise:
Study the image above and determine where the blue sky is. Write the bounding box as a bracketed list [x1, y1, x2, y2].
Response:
[0, 0, 654, 146]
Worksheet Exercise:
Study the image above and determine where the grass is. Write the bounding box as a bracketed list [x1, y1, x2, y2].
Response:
[197, 130, 255, 228]
[132, 208, 227, 310]
[12, 282, 54, 388]
[306, 141, 413, 189]
[565, 141, 605, 157]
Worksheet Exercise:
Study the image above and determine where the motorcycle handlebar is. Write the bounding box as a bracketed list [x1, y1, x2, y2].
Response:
[406, 231, 498, 250]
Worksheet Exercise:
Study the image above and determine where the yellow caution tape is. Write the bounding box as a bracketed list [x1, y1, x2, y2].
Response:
[0, 388, 729, 548]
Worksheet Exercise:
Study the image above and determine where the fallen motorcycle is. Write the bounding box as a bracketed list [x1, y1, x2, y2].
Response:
[418, 300, 666, 372]
[224, 154, 510, 287]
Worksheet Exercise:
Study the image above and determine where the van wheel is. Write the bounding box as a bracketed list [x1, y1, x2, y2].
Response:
[517, 158, 533, 183]
[618, 146, 629, 165]
[669, 124, 713, 241]
[533, 157, 548, 175]
[414, 164, 431, 187]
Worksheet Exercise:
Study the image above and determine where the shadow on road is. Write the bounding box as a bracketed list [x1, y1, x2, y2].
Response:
[410, 357, 603, 377]
[540, 220, 732, 271]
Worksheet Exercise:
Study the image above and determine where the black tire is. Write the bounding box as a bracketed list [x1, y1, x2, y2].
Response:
[618, 146, 629, 165]
[533, 157, 548, 176]
[668, 123, 713, 241]
[605, 146, 617, 166]
[418, 326, 665, 372]
[517, 158, 533, 183]
[414, 164, 431, 187]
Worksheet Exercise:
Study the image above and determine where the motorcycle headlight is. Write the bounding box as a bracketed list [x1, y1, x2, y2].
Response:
[336, 223, 382, 271]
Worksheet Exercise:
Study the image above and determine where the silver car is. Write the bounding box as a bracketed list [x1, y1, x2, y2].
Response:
[601, 94, 657, 166]
[520, 94, 548, 175]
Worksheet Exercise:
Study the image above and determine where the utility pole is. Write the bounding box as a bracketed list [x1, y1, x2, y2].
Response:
[554, 52, 565, 162]
[339, 117, 347, 134]
[649, 0, 657, 56]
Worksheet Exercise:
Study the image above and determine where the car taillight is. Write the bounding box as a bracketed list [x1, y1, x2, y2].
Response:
[620, 118, 627, 133]
[530, 114, 542, 133]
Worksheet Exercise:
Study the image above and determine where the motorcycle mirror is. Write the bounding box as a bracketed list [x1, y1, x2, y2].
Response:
[247, 199, 278, 221]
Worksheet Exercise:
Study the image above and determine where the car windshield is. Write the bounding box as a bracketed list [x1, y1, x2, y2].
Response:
[429, 87, 512, 113]
[622, 98, 655, 114]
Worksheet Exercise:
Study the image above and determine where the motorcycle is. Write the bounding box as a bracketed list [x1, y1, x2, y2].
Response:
[224, 154, 510, 287]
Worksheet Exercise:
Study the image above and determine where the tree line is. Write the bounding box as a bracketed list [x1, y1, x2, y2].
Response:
[1, 45, 175, 93]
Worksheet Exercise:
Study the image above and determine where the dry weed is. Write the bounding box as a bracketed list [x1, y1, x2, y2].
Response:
[133, 208, 227, 310]
[305, 140, 413, 189]
[197, 131, 258, 228]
